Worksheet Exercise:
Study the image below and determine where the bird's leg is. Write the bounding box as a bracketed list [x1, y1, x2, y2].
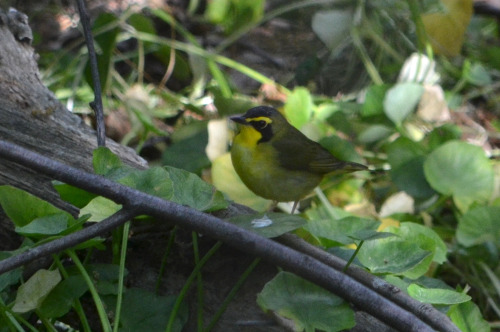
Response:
[291, 201, 299, 214]
[267, 201, 278, 212]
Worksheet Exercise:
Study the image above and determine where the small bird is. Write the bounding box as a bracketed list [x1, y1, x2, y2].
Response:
[230, 106, 367, 213]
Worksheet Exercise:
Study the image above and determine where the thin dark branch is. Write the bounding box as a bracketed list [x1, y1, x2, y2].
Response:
[0, 209, 136, 274]
[0, 140, 457, 332]
[75, 0, 106, 147]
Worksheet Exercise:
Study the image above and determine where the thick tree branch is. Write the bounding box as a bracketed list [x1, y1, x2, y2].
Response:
[0, 140, 459, 332]
[278, 234, 459, 332]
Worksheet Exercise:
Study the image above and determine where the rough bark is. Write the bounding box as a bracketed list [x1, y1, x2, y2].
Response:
[0, 8, 146, 248]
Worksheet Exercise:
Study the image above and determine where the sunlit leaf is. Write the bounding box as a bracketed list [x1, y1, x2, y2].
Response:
[424, 141, 494, 212]
[205, 0, 264, 33]
[391, 222, 447, 264]
[93, 147, 124, 176]
[257, 272, 355, 332]
[383, 83, 424, 125]
[312, 10, 352, 51]
[0, 186, 74, 227]
[448, 301, 491, 332]
[12, 269, 61, 313]
[80, 197, 122, 222]
[358, 238, 432, 278]
[457, 206, 500, 247]
[407, 284, 470, 304]
[284, 87, 313, 129]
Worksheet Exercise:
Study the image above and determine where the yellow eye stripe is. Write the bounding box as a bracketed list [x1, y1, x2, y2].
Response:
[245, 116, 273, 124]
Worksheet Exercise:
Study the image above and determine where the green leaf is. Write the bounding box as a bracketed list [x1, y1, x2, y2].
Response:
[93, 147, 124, 176]
[53, 182, 96, 208]
[0, 253, 22, 292]
[407, 284, 470, 304]
[128, 13, 156, 35]
[358, 238, 432, 277]
[464, 62, 492, 86]
[162, 122, 210, 174]
[424, 141, 494, 212]
[319, 136, 365, 164]
[257, 272, 355, 332]
[80, 197, 122, 222]
[15, 213, 70, 237]
[361, 84, 390, 117]
[386, 138, 434, 198]
[212, 89, 256, 116]
[391, 156, 436, 199]
[208, 0, 264, 33]
[166, 166, 228, 212]
[103, 288, 187, 332]
[284, 87, 313, 129]
[457, 206, 500, 247]
[305, 216, 390, 245]
[39, 275, 88, 318]
[392, 222, 447, 264]
[312, 9, 352, 50]
[383, 83, 424, 125]
[448, 301, 491, 332]
[426, 124, 462, 150]
[119, 167, 173, 199]
[0, 185, 73, 227]
[358, 125, 393, 144]
[386, 137, 427, 169]
[12, 269, 61, 313]
[228, 213, 306, 238]
[205, 0, 230, 23]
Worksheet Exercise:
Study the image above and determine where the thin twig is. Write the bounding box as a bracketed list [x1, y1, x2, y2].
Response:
[75, 0, 106, 147]
[0, 209, 136, 274]
[0, 140, 456, 332]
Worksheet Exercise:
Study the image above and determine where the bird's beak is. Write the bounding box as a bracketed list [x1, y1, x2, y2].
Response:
[230, 115, 248, 125]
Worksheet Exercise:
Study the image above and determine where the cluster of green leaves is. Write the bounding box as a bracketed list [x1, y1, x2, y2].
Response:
[3, 0, 497, 331]
[0, 147, 231, 331]
[214, 1, 499, 330]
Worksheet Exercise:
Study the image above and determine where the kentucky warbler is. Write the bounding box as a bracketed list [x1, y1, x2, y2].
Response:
[230, 106, 367, 213]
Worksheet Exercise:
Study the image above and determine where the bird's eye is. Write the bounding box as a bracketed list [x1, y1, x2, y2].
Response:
[255, 120, 268, 129]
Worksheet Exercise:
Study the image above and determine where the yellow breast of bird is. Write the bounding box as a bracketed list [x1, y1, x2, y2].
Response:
[231, 127, 322, 202]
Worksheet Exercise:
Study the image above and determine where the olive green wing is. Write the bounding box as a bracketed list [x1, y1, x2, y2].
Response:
[308, 147, 367, 174]
[272, 130, 367, 175]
